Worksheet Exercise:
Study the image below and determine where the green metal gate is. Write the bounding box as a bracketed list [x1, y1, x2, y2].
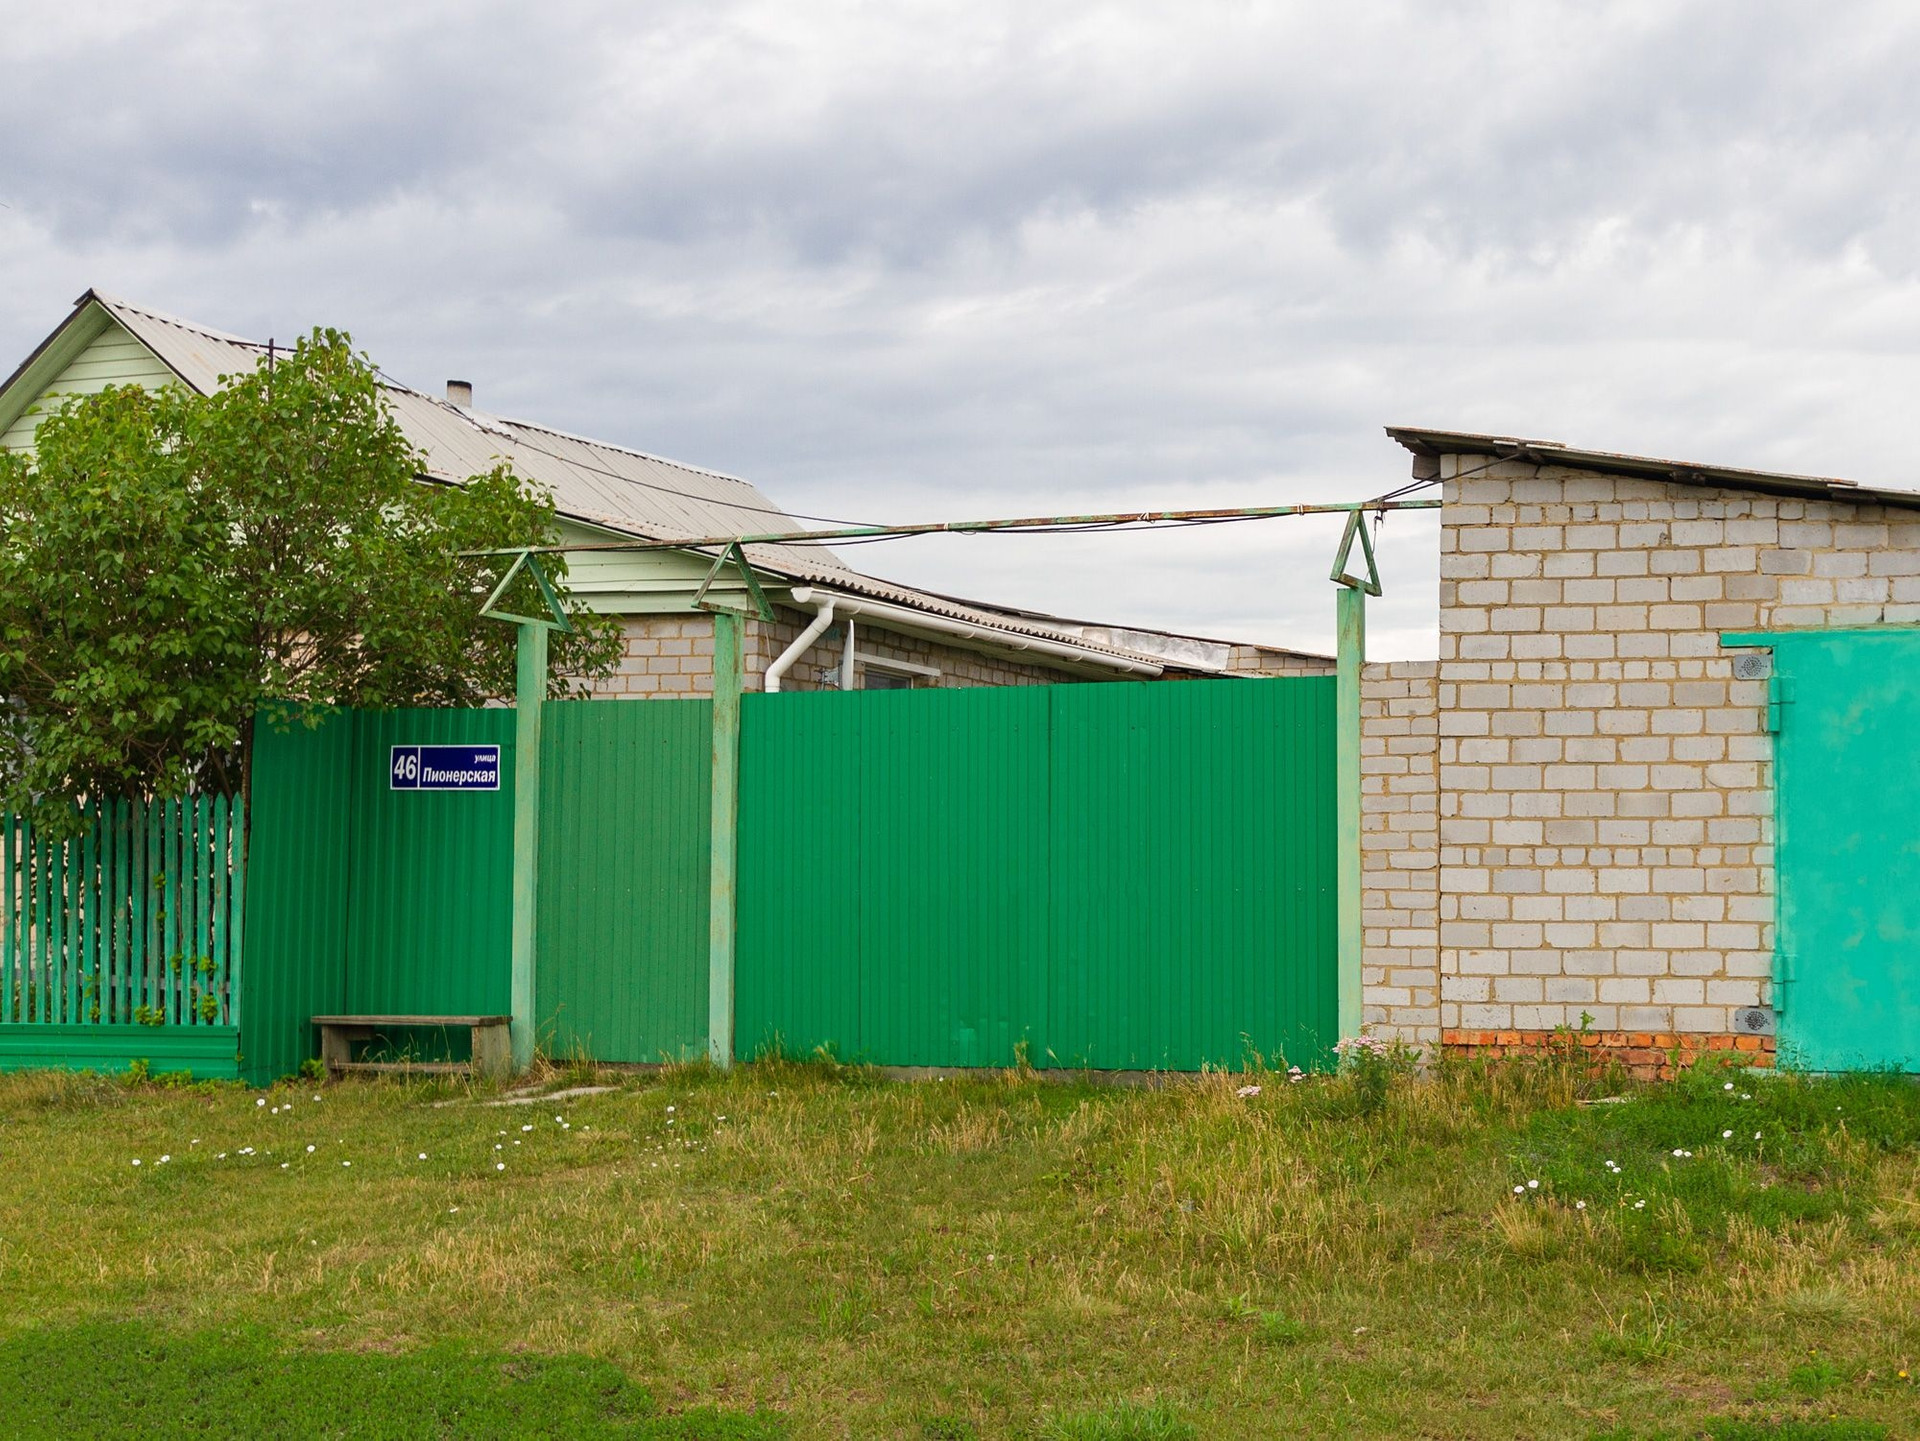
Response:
[736, 677, 1337, 1070]
[1753, 629, 1920, 1072]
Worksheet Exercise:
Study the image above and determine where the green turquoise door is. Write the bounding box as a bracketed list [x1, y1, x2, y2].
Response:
[1753, 629, 1920, 1071]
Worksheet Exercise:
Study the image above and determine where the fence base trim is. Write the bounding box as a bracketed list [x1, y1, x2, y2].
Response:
[0, 1023, 240, 1077]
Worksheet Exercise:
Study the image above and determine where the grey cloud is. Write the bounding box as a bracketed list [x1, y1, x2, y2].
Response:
[7, 2, 1920, 657]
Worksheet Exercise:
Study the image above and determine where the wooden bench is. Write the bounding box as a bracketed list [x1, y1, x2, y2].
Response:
[313, 1014, 511, 1079]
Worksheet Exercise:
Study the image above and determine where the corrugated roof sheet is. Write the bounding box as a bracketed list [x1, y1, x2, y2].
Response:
[83, 291, 1183, 669]
[1387, 425, 1920, 512]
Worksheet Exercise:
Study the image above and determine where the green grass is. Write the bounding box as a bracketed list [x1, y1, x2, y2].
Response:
[0, 1054, 1915, 1437]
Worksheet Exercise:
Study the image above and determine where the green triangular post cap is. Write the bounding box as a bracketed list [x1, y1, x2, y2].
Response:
[1329, 510, 1382, 597]
[479, 550, 575, 632]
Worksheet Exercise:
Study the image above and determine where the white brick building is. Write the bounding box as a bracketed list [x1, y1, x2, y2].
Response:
[1360, 429, 1920, 1074]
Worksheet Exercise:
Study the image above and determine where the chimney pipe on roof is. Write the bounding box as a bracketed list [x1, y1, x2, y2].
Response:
[446, 380, 473, 408]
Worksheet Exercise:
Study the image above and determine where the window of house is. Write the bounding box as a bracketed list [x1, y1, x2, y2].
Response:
[860, 667, 915, 690]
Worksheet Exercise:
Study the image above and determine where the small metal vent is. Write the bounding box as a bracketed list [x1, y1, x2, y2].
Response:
[1734, 1006, 1775, 1035]
[1731, 653, 1772, 681]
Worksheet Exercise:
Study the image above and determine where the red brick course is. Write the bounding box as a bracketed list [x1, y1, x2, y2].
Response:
[1443, 1027, 1775, 1081]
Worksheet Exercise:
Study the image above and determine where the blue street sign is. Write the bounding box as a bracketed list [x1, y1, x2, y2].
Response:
[390, 744, 502, 792]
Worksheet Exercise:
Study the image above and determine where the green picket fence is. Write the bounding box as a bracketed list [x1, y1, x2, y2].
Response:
[0, 797, 244, 1076]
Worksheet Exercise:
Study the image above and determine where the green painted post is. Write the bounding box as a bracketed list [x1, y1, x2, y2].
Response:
[1335, 582, 1365, 1043]
[510, 619, 547, 1072]
[708, 610, 741, 1069]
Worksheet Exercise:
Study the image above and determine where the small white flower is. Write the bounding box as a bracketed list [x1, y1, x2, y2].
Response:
[216, 1152, 227, 1160]
[1634, 1199, 1646, 1209]
[1576, 1200, 1587, 1210]
[448, 1206, 459, 1213]
[1722, 1130, 1733, 1139]
[1235, 1084, 1261, 1098]
[1513, 1185, 1524, 1195]
[1723, 1081, 1734, 1090]
[280, 1163, 289, 1170]
[665, 1105, 675, 1113]
[986, 1253, 995, 1263]
[1526, 1179, 1539, 1190]
[554, 1115, 564, 1124]
[1672, 1148, 1685, 1157]
[494, 1144, 502, 1151]
[131, 1158, 142, 1167]
[159, 1155, 170, 1164]
[271, 1107, 279, 1115]
[256, 1098, 266, 1107]
[521, 1124, 533, 1132]
[342, 1161, 350, 1168]
[418, 1153, 427, 1161]
[306, 1145, 316, 1153]
[1754, 1131, 1762, 1140]
[191, 1139, 200, 1146]
[313, 1095, 321, 1102]
[496, 1162, 506, 1171]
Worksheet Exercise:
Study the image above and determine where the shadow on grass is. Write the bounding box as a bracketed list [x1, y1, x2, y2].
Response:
[1, 1321, 783, 1440]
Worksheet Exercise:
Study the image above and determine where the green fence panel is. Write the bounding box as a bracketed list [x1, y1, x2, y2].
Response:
[737, 687, 1053, 1068]
[738, 676, 1337, 1072]
[242, 709, 355, 1084]
[536, 698, 712, 1063]
[343, 710, 516, 1027]
[1046, 677, 1336, 1070]
[736, 689, 867, 1062]
[0, 792, 244, 1078]
[243, 706, 513, 1080]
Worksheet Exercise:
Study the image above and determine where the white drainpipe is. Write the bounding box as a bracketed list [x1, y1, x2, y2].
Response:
[788, 587, 1164, 677]
[765, 596, 835, 692]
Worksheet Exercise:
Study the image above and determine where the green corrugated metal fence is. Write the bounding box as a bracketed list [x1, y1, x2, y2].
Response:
[242, 707, 514, 1083]
[0, 796, 243, 1077]
[243, 676, 1336, 1080]
[737, 677, 1337, 1070]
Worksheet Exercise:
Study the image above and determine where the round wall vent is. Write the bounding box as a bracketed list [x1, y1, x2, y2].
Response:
[1734, 1006, 1775, 1035]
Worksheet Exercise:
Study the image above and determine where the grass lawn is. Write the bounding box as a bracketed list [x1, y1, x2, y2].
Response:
[0, 1052, 1916, 1438]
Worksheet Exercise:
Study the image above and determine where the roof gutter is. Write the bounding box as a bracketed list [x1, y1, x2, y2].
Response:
[787, 587, 1164, 678]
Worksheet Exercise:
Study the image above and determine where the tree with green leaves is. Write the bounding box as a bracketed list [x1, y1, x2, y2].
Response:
[0, 329, 621, 815]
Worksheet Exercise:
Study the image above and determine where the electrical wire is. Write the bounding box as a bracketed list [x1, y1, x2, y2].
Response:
[392, 358, 1509, 551]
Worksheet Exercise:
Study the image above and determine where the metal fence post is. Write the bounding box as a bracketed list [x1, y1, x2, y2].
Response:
[1335, 584, 1365, 1043]
[708, 610, 741, 1069]
[510, 619, 546, 1071]
[1329, 509, 1381, 1046]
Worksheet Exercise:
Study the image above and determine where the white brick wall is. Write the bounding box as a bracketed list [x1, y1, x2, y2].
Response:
[1361, 661, 1439, 1044]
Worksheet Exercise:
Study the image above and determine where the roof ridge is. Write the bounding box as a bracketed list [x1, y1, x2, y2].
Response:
[484, 412, 758, 490]
[85, 290, 267, 349]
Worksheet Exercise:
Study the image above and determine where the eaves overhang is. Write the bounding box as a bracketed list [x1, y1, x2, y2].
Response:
[1386, 425, 1920, 513]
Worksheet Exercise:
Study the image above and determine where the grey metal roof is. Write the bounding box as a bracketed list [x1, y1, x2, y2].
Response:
[73, 292, 1186, 669]
[1387, 425, 1920, 512]
[93, 292, 855, 575]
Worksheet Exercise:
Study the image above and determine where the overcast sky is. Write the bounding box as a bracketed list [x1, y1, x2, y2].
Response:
[6, 2, 1920, 657]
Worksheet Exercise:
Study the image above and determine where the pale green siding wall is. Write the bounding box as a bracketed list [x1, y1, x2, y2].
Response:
[0, 323, 177, 452]
[554, 520, 774, 613]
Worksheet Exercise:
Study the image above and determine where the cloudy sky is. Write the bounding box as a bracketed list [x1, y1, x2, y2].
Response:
[6, 1, 1920, 657]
